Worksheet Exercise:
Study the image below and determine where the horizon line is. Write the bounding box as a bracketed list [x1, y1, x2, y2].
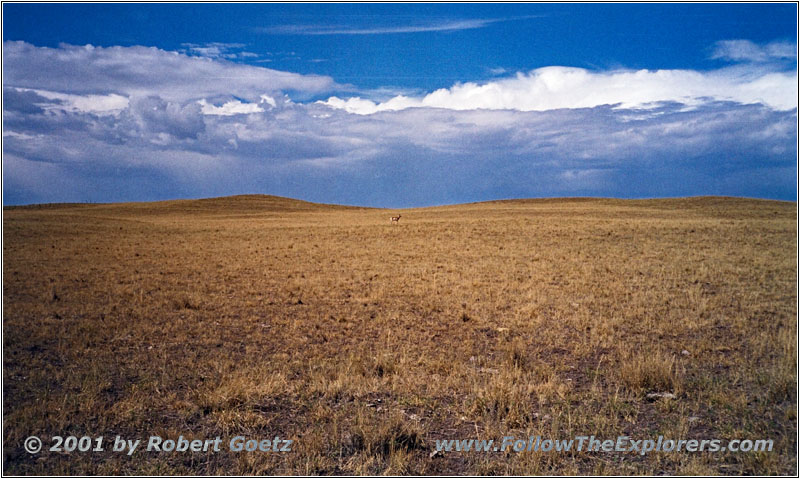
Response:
[3, 193, 796, 211]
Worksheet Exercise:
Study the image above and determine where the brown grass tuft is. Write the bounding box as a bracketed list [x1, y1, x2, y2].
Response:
[617, 350, 682, 394]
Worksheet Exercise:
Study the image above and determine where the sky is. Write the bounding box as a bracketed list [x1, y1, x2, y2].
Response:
[2, 3, 797, 206]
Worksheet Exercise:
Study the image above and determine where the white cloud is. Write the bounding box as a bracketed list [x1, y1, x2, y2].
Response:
[3, 131, 37, 140]
[712, 39, 796, 63]
[260, 95, 278, 108]
[27, 89, 129, 114]
[259, 17, 536, 36]
[320, 96, 409, 115]
[181, 42, 262, 61]
[322, 65, 798, 114]
[3, 41, 336, 103]
[198, 99, 264, 116]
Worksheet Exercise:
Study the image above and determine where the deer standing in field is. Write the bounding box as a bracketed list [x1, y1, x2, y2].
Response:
[390, 214, 402, 224]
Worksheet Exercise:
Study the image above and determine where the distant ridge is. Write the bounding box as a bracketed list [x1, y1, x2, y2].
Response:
[460, 195, 794, 205]
[4, 194, 372, 213]
[4, 194, 794, 213]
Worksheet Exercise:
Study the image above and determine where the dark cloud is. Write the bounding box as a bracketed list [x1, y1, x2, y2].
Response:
[126, 96, 206, 140]
[3, 88, 63, 114]
[4, 96, 795, 205]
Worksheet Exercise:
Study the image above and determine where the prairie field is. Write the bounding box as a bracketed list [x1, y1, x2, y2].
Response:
[2, 195, 796, 475]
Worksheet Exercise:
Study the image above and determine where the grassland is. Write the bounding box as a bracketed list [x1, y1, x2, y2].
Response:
[3, 194, 796, 475]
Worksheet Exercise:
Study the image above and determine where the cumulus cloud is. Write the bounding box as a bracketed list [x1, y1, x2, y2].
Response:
[322, 65, 798, 114]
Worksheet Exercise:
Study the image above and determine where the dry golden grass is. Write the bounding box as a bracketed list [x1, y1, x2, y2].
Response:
[3, 194, 796, 475]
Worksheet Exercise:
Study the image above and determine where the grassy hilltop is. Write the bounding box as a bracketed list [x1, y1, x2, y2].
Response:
[3, 195, 796, 475]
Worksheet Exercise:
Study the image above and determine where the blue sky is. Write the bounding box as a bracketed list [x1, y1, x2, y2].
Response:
[3, 3, 797, 206]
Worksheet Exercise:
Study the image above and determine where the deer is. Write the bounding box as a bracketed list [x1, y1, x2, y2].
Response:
[390, 214, 402, 224]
